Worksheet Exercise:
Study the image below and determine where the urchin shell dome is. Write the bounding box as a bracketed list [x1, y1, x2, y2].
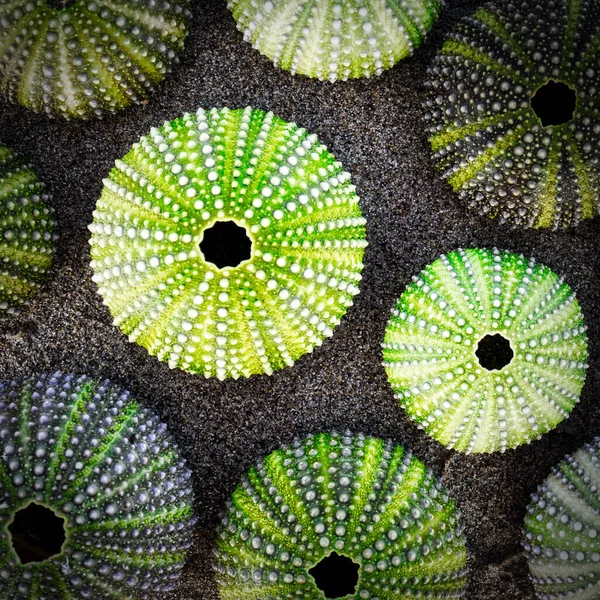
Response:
[228, 0, 443, 82]
[0, 144, 56, 314]
[424, 0, 600, 229]
[0, 0, 189, 119]
[215, 431, 468, 599]
[523, 437, 600, 599]
[88, 106, 367, 380]
[382, 248, 588, 454]
[0, 372, 196, 599]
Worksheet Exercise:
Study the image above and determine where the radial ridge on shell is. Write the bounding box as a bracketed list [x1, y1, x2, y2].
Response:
[424, 0, 600, 229]
[382, 248, 588, 454]
[228, 0, 443, 82]
[215, 431, 468, 599]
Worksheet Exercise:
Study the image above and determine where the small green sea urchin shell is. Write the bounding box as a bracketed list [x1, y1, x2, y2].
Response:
[228, 0, 443, 82]
[424, 0, 600, 229]
[0, 372, 195, 599]
[0, 0, 189, 119]
[0, 144, 56, 314]
[523, 437, 600, 599]
[89, 107, 367, 380]
[215, 431, 467, 599]
[382, 248, 588, 454]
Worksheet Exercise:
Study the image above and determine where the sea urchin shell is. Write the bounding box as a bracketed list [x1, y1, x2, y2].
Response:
[523, 437, 600, 599]
[0, 0, 189, 119]
[382, 248, 588, 454]
[215, 431, 467, 599]
[0, 372, 195, 599]
[228, 0, 443, 82]
[425, 0, 600, 229]
[89, 106, 367, 380]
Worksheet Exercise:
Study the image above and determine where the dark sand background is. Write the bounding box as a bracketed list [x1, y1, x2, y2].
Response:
[0, 1, 599, 598]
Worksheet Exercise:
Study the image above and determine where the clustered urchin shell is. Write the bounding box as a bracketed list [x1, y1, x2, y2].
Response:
[89, 106, 367, 380]
[0, 372, 196, 599]
[382, 248, 588, 454]
[424, 0, 600, 229]
[215, 431, 467, 599]
[228, 0, 443, 82]
[0, 0, 189, 119]
[0, 144, 56, 314]
[523, 437, 600, 599]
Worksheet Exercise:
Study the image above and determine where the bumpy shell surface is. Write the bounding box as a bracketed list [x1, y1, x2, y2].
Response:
[228, 0, 443, 82]
[0, 144, 56, 314]
[523, 437, 600, 599]
[0, 0, 189, 119]
[89, 106, 367, 380]
[424, 0, 600, 229]
[215, 431, 467, 599]
[0, 372, 196, 600]
[382, 248, 588, 454]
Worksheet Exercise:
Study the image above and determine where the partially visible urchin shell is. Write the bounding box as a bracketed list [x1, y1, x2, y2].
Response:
[88, 106, 367, 380]
[382, 248, 588, 454]
[424, 0, 600, 229]
[0, 372, 196, 600]
[523, 437, 600, 599]
[215, 431, 468, 599]
[0, 144, 56, 314]
[228, 0, 443, 82]
[0, 0, 189, 119]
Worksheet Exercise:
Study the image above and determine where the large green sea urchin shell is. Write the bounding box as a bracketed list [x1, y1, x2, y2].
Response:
[523, 437, 600, 599]
[424, 0, 600, 229]
[0, 372, 195, 599]
[215, 431, 467, 599]
[89, 107, 367, 380]
[0, 0, 189, 119]
[382, 248, 588, 454]
[228, 0, 443, 82]
[0, 144, 56, 314]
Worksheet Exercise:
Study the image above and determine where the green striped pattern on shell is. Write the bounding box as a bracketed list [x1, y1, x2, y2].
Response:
[382, 248, 588, 454]
[523, 437, 600, 599]
[0, 145, 55, 314]
[89, 107, 367, 380]
[215, 431, 467, 599]
[228, 0, 442, 82]
[0, 372, 195, 600]
[424, 0, 600, 229]
[0, 0, 189, 119]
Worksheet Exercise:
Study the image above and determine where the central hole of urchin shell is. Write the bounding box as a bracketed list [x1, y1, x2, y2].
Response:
[309, 552, 360, 599]
[46, 0, 78, 8]
[199, 220, 252, 269]
[476, 334, 514, 371]
[8, 503, 66, 564]
[531, 80, 576, 127]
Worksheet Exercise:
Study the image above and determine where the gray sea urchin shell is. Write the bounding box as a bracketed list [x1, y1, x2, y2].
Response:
[523, 437, 600, 599]
[215, 431, 468, 599]
[0, 0, 189, 119]
[425, 0, 600, 229]
[0, 372, 195, 599]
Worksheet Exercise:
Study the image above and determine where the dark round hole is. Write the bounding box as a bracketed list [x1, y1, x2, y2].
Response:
[309, 552, 359, 599]
[476, 334, 514, 371]
[531, 80, 576, 127]
[200, 220, 252, 269]
[46, 0, 78, 8]
[8, 503, 66, 564]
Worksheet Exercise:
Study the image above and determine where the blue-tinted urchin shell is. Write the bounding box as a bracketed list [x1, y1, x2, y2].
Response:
[228, 0, 443, 82]
[0, 0, 189, 119]
[88, 106, 367, 380]
[0, 144, 56, 314]
[215, 431, 468, 599]
[0, 372, 196, 599]
[523, 437, 600, 599]
[382, 248, 589, 454]
[424, 0, 600, 229]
